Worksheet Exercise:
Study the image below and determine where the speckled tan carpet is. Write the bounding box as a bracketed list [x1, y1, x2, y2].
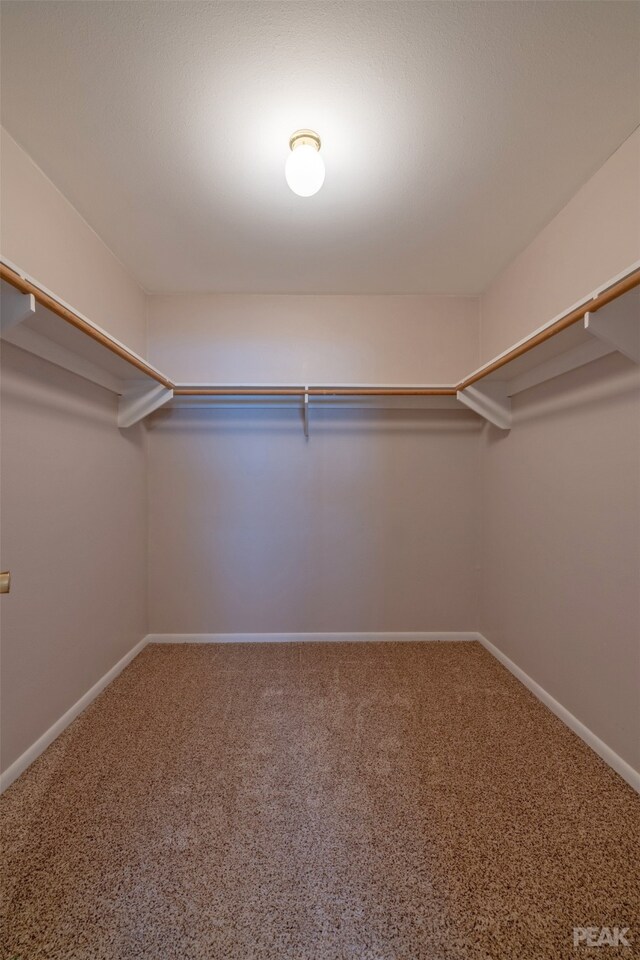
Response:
[1, 642, 638, 960]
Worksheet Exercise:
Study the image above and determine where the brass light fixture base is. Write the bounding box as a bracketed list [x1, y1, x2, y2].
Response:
[289, 129, 321, 152]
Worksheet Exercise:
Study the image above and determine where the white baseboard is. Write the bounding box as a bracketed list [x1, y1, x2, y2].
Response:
[146, 631, 482, 644]
[477, 633, 640, 794]
[0, 635, 149, 794]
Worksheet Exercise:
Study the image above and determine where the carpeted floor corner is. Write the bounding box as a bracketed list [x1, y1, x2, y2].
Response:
[1, 641, 638, 959]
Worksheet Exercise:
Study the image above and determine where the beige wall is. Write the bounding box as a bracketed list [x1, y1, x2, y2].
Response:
[147, 404, 481, 634]
[147, 293, 479, 385]
[479, 356, 640, 771]
[146, 291, 482, 635]
[0, 128, 147, 356]
[0, 344, 148, 772]
[479, 131, 640, 773]
[0, 128, 149, 776]
[481, 128, 640, 364]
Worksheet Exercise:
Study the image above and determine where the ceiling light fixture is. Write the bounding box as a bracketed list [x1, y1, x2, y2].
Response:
[285, 129, 325, 197]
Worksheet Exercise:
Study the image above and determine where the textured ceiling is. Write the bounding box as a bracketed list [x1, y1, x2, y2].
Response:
[1, 1, 639, 295]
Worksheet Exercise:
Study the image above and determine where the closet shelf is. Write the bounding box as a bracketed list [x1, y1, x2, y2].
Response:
[171, 386, 458, 406]
[1, 258, 638, 432]
[169, 388, 461, 437]
[0, 262, 174, 427]
[457, 267, 640, 429]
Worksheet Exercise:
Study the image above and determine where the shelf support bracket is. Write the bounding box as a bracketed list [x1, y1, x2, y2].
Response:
[118, 382, 173, 428]
[457, 382, 511, 430]
[0, 284, 35, 333]
[584, 300, 640, 364]
[303, 387, 309, 439]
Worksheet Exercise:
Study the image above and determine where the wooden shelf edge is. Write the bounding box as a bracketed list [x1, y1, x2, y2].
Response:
[2, 258, 637, 425]
[457, 264, 640, 391]
[0, 260, 173, 390]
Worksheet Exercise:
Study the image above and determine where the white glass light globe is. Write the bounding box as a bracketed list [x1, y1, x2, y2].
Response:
[285, 142, 325, 197]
